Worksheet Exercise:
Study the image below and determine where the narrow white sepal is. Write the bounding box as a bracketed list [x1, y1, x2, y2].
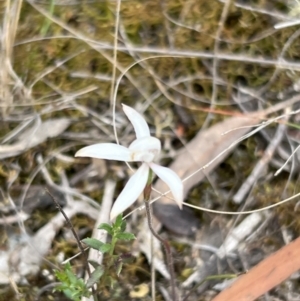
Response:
[122, 104, 150, 138]
[110, 163, 149, 220]
[149, 162, 183, 209]
[75, 143, 132, 161]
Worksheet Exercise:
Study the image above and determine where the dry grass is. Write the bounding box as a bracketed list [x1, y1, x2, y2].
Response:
[1, 0, 300, 300]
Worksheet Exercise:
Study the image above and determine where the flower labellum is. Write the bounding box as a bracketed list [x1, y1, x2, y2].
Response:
[75, 104, 183, 220]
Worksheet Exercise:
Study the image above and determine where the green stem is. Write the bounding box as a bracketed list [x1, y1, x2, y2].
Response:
[109, 237, 117, 257]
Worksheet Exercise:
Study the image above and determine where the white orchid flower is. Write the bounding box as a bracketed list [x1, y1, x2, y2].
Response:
[75, 104, 183, 220]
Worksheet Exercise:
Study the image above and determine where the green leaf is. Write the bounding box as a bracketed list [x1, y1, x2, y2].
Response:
[120, 220, 126, 232]
[54, 283, 68, 292]
[82, 238, 106, 251]
[54, 262, 90, 301]
[70, 290, 81, 300]
[63, 288, 77, 301]
[55, 270, 67, 283]
[99, 243, 111, 253]
[114, 214, 123, 228]
[115, 232, 136, 241]
[98, 223, 113, 235]
[86, 266, 104, 288]
[66, 269, 78, 284]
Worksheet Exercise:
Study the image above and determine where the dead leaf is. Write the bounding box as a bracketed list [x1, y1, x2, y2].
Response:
[153, 114, 261, 235]
[211, 236, 300, 301]
[0, 118, 70, 159]
[0, 200, 98, 284]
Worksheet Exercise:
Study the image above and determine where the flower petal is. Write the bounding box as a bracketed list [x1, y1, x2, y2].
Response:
[110, 163, 149, 220]
[149, 162, 183, 209]
[122, 104, 150, 138]
[128, 136, 161, 162]
[75, 143, 132, 161]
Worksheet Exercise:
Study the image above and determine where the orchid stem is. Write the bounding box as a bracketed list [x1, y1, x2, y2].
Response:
[143, 171, 178, 301]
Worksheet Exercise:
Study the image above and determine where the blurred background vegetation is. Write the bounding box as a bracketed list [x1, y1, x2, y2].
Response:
[1, 0, 300, 300]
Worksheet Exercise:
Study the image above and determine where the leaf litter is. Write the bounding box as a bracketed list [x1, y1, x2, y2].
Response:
[2, 0, 300, 300]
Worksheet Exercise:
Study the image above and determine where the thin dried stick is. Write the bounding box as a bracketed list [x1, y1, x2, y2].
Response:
[46, 190, 98, 301]
[45, 189, 91, 276]
[233, 110, 290, 204]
